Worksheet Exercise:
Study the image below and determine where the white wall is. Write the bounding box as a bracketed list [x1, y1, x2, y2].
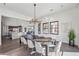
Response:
[35, 6, 79, 46]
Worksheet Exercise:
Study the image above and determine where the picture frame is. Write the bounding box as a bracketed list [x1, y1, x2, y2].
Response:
[43, 22, 49, 34]
[50, 21, 59, 35]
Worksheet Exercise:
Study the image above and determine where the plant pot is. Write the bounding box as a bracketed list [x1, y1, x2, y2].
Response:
[69, 39, 75, 47]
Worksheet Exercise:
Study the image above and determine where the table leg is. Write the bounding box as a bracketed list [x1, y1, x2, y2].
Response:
[19, 38, 21, 46]
[46, 45, 48, 56]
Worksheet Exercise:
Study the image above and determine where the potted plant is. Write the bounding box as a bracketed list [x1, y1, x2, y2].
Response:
[68, 29, 76, 46]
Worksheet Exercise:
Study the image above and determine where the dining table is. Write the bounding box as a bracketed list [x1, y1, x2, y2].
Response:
[19, 36, 56, 56]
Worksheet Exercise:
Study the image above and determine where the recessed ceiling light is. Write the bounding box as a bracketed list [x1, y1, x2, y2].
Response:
[3, 3, 6, 6]
[50, 8, 53, 12]
[60, 5, 64, 8]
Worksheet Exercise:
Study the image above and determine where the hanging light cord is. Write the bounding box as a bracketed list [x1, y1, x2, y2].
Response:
[33, 3, 36, 21]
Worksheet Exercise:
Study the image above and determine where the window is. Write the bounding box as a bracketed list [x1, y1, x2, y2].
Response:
[50, 21, 59, 35]
[43, 22, 49, 34]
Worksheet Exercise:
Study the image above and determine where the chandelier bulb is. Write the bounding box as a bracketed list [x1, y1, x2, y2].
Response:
[34, 3, 36, 6]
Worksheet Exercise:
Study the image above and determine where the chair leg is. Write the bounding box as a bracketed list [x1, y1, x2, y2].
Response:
[61, 51, 63, 56]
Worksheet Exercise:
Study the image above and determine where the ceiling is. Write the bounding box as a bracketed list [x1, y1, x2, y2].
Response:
[0, 3, 79, 19]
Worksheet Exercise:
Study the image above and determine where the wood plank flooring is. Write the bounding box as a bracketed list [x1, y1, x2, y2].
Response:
[0, 38, 29, 56]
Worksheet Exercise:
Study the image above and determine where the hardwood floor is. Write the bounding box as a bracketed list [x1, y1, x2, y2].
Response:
[0, 38, 29, 56]
[0, 38, 79, 56]
[61, 43, 79, 52]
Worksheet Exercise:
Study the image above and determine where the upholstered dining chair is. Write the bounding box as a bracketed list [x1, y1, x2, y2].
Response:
[35, 41, 46, 56]
[48, 41, 63, 56]
[27, 40, 36, 55]
[20, 37, 27, 47]
[48, 42, 55, 49]
[47, 39, 56, 48]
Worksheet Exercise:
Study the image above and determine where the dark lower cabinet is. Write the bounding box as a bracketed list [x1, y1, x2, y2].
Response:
[69, 40, 75, 47]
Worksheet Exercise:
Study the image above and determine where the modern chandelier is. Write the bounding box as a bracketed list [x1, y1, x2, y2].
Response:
[30, 3, 41, 23]
[30, 3, 41, 35]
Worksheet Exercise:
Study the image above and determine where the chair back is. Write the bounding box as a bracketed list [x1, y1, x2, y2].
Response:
[27, 40, 34, 48]
[54, 41, 62, 56]
[21, 37, 27, 45]
[35, 41, 43, 54]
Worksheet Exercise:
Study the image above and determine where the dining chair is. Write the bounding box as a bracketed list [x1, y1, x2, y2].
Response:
[27, 40, 36, 55]
[48, 41, 63, 56]
[48, 42, 55, 49]
[35, 41, 46, 56]
[20, 37, 27, 47]
[47, 39, 56, 48]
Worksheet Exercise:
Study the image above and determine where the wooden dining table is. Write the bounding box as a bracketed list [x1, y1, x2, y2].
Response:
[34, 39, 56, 56]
